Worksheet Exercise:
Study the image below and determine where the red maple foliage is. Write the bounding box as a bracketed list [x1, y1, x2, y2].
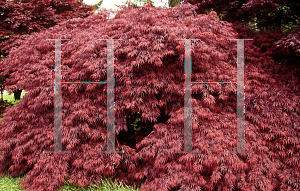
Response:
[0, 0, 95, 111]
[183, 0, 300, 77]
[232, 21, 300, 81]
[0, 0, 95, 58]
[0, 2, 299, 191]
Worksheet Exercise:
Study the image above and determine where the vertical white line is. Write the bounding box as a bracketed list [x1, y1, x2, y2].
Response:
[44, 39, 71, 154]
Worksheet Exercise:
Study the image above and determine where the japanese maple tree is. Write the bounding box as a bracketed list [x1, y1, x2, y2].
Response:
[0, 2, 299, 191]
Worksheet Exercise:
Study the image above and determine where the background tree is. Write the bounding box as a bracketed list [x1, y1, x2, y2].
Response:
[182, 0, 300, 78]
[93, 0, 104, 8]
[0, 0, 96, 100]
[180, 0, 299, 32]
[0, 2, 299, 190]
[117, 0, 155, 8]
[168, 0, 184, 8]
[118, 0, 183, 9]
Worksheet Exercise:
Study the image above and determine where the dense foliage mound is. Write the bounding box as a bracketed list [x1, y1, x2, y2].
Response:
[0, 2, 299, 191]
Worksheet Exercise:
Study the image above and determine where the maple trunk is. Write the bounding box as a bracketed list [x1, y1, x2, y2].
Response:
[13, 89, 22, 100]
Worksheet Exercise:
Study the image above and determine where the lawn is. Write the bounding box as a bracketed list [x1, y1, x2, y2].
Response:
[0, 92, 143, 191]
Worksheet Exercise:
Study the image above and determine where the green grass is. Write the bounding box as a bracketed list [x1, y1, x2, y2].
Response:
[0, 170, 143, 191]
[0, 92, 143, 191]
[0, 92, 26, 105]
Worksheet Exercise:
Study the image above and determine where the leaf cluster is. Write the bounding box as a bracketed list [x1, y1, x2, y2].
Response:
[0, 0, 95, 59]
[0, 0, 95, 107]
[183, 0, 300, 75]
